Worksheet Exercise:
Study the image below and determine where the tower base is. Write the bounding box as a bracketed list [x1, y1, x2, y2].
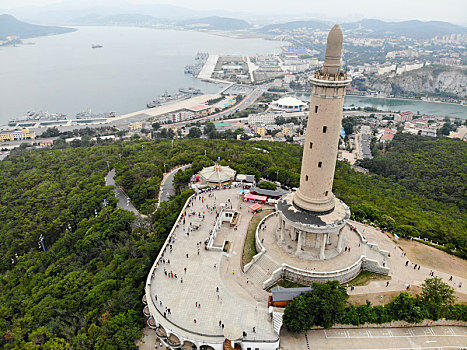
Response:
[276, 193, 350, 260]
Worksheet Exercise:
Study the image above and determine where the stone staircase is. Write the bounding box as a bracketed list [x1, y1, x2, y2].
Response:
[272, 311, 283, 335]
[245, 263, 268, 286]
[257, 254, 281, 274]
[245, 254, 281, 288]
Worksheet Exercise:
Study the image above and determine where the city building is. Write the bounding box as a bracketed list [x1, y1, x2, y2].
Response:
[129, 122, 144, 130]
[0, 128, 35, 142]
[186, 104, 216, 118]
[198, 164, 236, 188]
[254, 125, 266, 137]
[380, 132, 395, 143]
[248, 113, 277, 126]
[404, 118, 438, 137]
[396, 62, 424, 75]
[269, 96, 306, 112]
[160, 110, 195, 124]
[395, 111, 414, 122]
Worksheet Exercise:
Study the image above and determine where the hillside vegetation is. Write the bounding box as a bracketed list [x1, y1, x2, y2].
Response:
[0, 14, 75, 40]
[0, 138, 465, 348]
[358, 134, 467, 209]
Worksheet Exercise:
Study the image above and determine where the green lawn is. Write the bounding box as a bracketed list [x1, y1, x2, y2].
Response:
[242, 209, 274, 267]
[346, 270, 391, 286]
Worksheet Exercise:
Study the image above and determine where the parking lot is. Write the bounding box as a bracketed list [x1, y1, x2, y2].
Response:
[281, 326, 467, 349]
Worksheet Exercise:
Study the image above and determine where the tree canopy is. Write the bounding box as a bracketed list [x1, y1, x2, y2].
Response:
[283, 278, 464, 333]
[0, 136, 465, 347]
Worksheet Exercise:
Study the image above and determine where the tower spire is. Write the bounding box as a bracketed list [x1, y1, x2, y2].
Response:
[323, 24, 343, 75]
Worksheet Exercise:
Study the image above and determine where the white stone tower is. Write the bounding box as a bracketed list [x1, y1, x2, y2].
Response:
[276, 25, 351, 260]
[293, 24, 351, 213]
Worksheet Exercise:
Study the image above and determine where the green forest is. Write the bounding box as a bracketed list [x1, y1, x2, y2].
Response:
[0, 137, 465, 348]
[358, 133, 467, 209]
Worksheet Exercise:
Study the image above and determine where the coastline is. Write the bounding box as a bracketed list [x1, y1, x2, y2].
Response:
[296, 91, 466, 107]
[348, 94, 466, 107]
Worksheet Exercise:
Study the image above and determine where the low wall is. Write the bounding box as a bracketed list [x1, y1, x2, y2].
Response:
[263, 267, 284, 290]
[283, 257, 364, 285]
[362, 257, 390, 275]
[262, 255, 390, 289]
[255, 211, 278, 253]
[207, 209, 224, 250]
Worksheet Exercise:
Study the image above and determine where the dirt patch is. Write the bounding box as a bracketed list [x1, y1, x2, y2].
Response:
[349, 287, 467, 306]
[349, 287, 422, 306]
[347, 271, 391, 286]
[397, 238, 467, 279]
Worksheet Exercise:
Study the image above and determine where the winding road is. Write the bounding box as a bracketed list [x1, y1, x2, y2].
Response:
[105, 164, 192, 217]
[158, 164, 191, 204]
[105, 168, 142, 216]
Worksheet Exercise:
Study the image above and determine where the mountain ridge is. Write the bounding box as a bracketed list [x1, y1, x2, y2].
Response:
[258, 18, 467, 40]
[0, 14, 75, 40]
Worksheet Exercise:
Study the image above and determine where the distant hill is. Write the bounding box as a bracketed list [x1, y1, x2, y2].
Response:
[0, 14, 75, 40]
[178, 16, 251, 30]
[68, 13, 170, 26]
[258, 20, 331, 33]
[8, 3, 198, 24]
[258, 18, 467, 40]
[342, 19, 467, 40]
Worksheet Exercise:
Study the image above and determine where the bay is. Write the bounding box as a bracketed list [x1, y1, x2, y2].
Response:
[1, 26, 465, 125]
[344, 96, 466, 119]
[0, 26, 284, 124]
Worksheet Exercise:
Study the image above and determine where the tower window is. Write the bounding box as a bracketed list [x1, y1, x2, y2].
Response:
[309, 142, 313, 149]
[323, 126, 327, 133]
[325, 191, 329, 196]
[305, 175, 309, 181]
[318, 162, 322, 168]
[315, 105, 318, 113]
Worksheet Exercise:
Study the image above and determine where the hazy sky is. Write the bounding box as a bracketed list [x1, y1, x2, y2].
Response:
[2, 0, 467, 25]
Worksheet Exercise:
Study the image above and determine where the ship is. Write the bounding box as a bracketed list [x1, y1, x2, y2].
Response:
[179, 87, 202, 95]
[146, 91, 189, 108]
[92, 44, 103, 49]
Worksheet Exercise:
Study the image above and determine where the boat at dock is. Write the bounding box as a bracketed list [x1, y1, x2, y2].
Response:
[146, 91, 188, 109]
[178, 87, 202, 95]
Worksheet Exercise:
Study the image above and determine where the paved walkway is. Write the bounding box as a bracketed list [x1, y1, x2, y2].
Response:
[142, 187, 466, 348]
[148, 187, 277, 342]
[348, 221, 467, 298]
